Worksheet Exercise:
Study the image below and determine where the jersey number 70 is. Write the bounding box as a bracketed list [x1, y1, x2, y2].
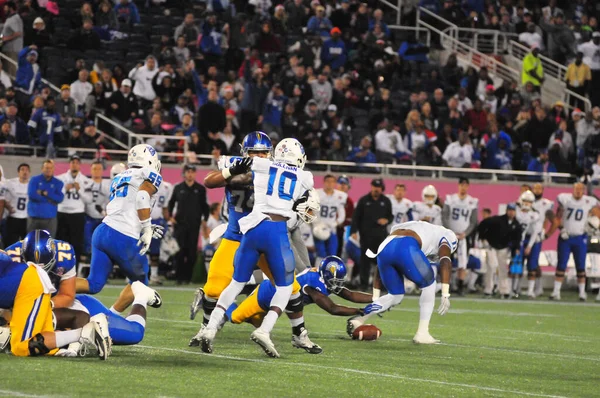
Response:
[266, 166, 297, 201]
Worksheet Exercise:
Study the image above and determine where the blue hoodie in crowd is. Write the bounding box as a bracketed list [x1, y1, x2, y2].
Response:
[114, 1, 140, 25]
[27, 173, 64, 219]
[15, 46, 41, 95]
[28, 107, 62, 146]
[321, 37, 347, 70]
[306, 16, 333, 37]
[263, 92, 288, 128]
[199, 22, 222, 55]
[368, 20, 390, 37]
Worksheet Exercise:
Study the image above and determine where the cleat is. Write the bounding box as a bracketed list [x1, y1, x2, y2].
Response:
[579, 292, 587, 302]
[549, 294, 561, 301]
[291, 330, 323, 354]
[527, 294, 536, 300]
[80, 320, 109, 360]
[90, 313, 112, 356]
[54, 348, 78, 357]
[250, 329, 280, 358]
[190, 288, 205, 320]
[346, 315, 363, 337]
[189, 325, 206, 347]
[483, 293, 492, 299]
[535, 288, 544, 297]
[199, 327, 216, 354]
[413, 332, 441, 345]
[132, 281, 162, 308]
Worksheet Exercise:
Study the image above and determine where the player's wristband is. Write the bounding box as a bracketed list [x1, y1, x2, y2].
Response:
[221, 168, 232, 180]
[441, 283, 450, 297]
[140, 217, 152, 229]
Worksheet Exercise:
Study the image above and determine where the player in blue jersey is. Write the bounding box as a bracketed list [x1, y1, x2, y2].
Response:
[0, 248, 110, 359]
[225, 256, 371, 350]
[200, 138, 314, 358]
[75, 144, 164, 313]
[546, 183, 600, 301]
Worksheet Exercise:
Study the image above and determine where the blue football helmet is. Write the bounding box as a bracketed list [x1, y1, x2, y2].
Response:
[22, 230, 56, 272]
[319, 256, 347, 294]
[241, 131, 273, 157]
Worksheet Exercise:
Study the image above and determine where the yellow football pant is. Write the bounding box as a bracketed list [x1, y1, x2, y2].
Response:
[10, 265, 57, 357]
[230, 286, 266, 326]
[204, 238, 300, 300]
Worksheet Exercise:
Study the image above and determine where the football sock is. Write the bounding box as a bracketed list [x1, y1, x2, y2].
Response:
[417, 284, 435, 334]
[259, 311, 279, 334]
[527, 280, 535, 296]
[56, 329, 82, 348]
[132, 297, 147, 309]
[372, 288, 381, 300]
[552, 281, 562, 296]
[467, 272, 478, 290]
[535, 277, 543, 294]
[203, 297, 217, 326]
[109, 306, 121, 315]
[208, 280, 245, 329]
[150, 266, 159, 280]
[578, 283, 586, 296]
[127, 314, 146, 328]
[290, 317, 305, 337]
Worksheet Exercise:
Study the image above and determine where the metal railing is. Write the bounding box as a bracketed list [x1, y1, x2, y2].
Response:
[378, 0, 404, 25]
[389, 25, 431, 47]
[443, 27, 518, 55]
[0, 143, 574, 184]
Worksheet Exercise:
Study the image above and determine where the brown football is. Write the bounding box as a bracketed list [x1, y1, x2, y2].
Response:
[352, 324, 382, 341]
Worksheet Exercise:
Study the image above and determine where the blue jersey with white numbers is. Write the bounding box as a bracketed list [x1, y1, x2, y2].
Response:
[256, 269, 329, 310]
[220, 156, 255, 242]
[0, 253, 27, 309]
[5, 240, 76, 293]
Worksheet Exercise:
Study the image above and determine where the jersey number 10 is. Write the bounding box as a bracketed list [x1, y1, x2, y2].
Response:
[266, 166, 297, 201]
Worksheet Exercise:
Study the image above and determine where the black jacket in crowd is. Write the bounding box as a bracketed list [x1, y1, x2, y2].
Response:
[350, 192, 393, 249]
[477, 214, 523, 252]
[108, 91, 138, 123]
[168, 181, 209, 228]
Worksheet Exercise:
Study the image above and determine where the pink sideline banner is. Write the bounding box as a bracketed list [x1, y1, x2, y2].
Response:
[53, 162, 574, 250]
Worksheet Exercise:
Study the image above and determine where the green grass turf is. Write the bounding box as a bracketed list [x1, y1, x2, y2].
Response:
[2, 285, 599, 398]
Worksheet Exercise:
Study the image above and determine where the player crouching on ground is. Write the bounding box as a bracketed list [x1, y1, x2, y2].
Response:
[0, 249, 110, 359]
[224, 256, 372, 352]
[347, 221, 456, 344]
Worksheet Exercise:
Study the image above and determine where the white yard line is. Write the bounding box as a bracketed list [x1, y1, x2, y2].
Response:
[0, 390, 54, 398]
[131, 345, 568, 398]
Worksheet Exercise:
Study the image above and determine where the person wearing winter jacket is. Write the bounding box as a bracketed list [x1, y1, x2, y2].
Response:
[114, 0, 140, 26]
[14, 45, 41, 108]
[321, 28, 347, 71]
[128, 56, 159, 106]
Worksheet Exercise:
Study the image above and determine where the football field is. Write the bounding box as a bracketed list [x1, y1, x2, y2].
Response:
[2, 285, 599, 398]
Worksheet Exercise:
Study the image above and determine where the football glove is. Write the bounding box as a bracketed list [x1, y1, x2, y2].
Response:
[151, 224, 165, 239]
[137, 225, 153, 255]
[230, 157, 253, 176]
[346, 315, 364, 337]
[437, 293, 451, 316]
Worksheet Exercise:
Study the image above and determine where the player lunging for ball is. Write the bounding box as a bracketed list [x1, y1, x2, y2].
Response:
[348, 221, 456, 344]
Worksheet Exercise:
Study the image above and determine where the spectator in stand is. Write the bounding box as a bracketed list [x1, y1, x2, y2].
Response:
[468, 67, 494, 100]
[152, 72, 181, 112]
[441, 0, 464, 26]
[170, 95, 192, 125]
[114, 0, 140, 26]
[576, 110, 596, 151]
[174, 13, 200, 50]
[0, 102, 28, 144]
[443, 130, 473, 168]
[578, 32, 600, 107]
[85, 82, 107, 118]
[218, 120, 239, 155]
[1, 1, 24, 75]
[369, 9, 390, 38]
[347, 135, 377, 164]
[254, 22, 282, 54]
[27, 96, 62, 158]
[539, 12, 576, 65]
[56, 85, 77, 129]
[26, 17, 51, 49]
[330, 0, 351, 33]
[95, 0, 118, 30]
[174, 36, 191, 68]
[27, 159, 63, 236]
[82, 121, 104, 154]
[67, 18, 101, 52]
[198, 90, 225, 138]
[527, 148, 557, 176]
[0, 120, 16, 146]
[310, 71, 333, 112]
[70, 69, 93, 110]
[522, 45, 544, 92]
[499, 12, 516, 34]
[67, 125, 84, 148]
[397, 33, 429, 64]
[482, 84, 498, 114]
[519, 22, 544, 51]
[307, 5, 332, 38]
[178, 112, 198, 136]
[14, 45, 41, 110]
[525, 107, 555, 156]
[321, 27, 346, 72]
[0, 60, 12, 90]
[464, 98, 487, 132]
[548, 120, 574, 163]
[108, 78, 137, 130]
[240, 50, 269, 132]
[199, 13, 227, 62]
[374, 120, 410, 163]
[128, 56, 159, 108]
[262, 83, 287, 135]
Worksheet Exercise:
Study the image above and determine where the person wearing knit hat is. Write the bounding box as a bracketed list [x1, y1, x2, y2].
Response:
[322, 27, 347, 71]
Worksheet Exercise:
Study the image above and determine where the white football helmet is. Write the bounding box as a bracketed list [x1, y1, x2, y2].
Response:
[519, 190, 535, 211]
[110, 163, 126, 179]
[128, 144, 161, 174]
[422, 185, 438, 205]
[273, 138, 306, 169]
[312, 222, 331, 241]
[296, 189, 321, 224]
[585, 215, 600, 237]
[0, 326, 10, 351]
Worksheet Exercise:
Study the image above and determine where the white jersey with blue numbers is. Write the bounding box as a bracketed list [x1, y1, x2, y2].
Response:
[532, 198, 554, 238]
[57, 171, 92, 214]
[445, 194, 479, 233]
[516, 207, 542, 243]
[412, 202, 442, 225]
[316, 188, 347, 230]
[4, 178, 29, 219]
[83, 179, 112, 219]
[371, 221, 457, 262]
[104, 167, 162, 239]
[557, 193, 599, 236]
[388, 196, 413, 225]
[239, 157, 314, 234]
[151, 180, 173, 220]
